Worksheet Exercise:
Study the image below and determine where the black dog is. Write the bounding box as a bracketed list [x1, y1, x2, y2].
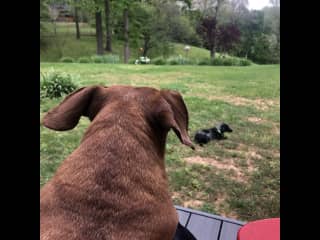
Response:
[194, 123, 233, 146]
[173, 222, 197, 240]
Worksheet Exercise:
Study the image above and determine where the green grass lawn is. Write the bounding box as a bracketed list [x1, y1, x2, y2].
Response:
[40, 63, 280, 222]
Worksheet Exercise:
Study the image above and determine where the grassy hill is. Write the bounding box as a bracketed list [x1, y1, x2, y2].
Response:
[40, 63, 280, 221]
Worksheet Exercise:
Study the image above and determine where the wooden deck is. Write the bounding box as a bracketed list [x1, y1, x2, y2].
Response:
[176, 206, 246, 240]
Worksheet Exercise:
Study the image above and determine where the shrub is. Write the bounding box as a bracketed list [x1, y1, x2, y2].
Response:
[60, 57, 75, 63]
[167, 55, 194, 65]
[239, 58, 252, 66]
[78, 57, 91, 63]
[90, 55, 121, 64]
[211, 57, 224, 66]
[40, 70, 78, 99]
[197, 58, 211, 65]
[152, 57, 166, 65]
[168, 59, 179, 65]
[103, 54, 120, 64]
[222, 58, 234, 66]
[91, 55, 104, 63]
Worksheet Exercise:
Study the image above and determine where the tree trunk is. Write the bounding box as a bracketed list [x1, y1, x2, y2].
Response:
[210, 46, 216, 59]
[143, 36, 150, 57]
[75, 5, 80, 39]
[95, 11, 104, 55]
[104, 0, 112, 52]
[53, 21, 57, 36]
[123, 8, 129, 63]
[210, 0, 222, 60]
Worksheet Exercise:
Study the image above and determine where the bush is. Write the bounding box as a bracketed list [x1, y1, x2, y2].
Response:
[152, 57, 166, 65]
[210, 56, 252, 66]
[91, 55, 104, 63]
[222, 58, 234, 66]
[211, 57, 224, 66]
[40, 70, 78, 99]
[60, 57, 75, 63]
[78, 57, 91, 63]
[103, 54, 120, 64]
[167, 55, 194, 65]
[168, 58, 179, 65]
[239, 59, 252, 66]
[197, 58, 211, 65]
[91, 55, 121, 64]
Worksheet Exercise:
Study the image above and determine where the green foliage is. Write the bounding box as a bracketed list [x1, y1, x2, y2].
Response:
[152, 57, 166, 65]
[40, 70, 78, 99]
[197, 58, 211, 65]
[78, 57, 92, 63]
[167, 55, 195, 65]
[250, 34, 279, 64]
[239, 58, 252, 66]
[211, 56, 252, 66]
[91, 55, 104, 63]
[60, 56, 75, 63]
[102, 54, 121, 63]
[40, 0, 49, 49]
[90, 54, 121, 63]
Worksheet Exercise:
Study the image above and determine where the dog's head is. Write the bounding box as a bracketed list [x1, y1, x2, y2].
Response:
[217, 123, 233, 133]
[42, 85, 194, 149]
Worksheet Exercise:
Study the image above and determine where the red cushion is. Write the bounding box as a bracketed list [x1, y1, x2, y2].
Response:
[237, 218, 280, 240]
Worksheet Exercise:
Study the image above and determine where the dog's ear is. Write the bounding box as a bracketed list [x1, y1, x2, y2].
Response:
[159, 90, 194, 150]
[42, 86, 104, 131]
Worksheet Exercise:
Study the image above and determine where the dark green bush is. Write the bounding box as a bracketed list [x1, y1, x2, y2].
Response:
[78, 57, 91, 63]
[167, 56, 194, 65]
[60, 57, 75, 63]
[239, 59, 252, 66]
[152, 57, 166, 65]
[91, 55, 104, 63]
[198, 58, 211, 65]
[168, 58, 179, 65]
[211, 57, 224, 66]
[103, 54, 120, 63]
[40, 70, 78, 99]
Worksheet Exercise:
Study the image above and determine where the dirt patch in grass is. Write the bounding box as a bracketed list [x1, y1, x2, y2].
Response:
[183, 156, 250, 183]
[172, 191, 205, 209]
[183, 199, 204, 208]
[191, 94, 279, 111]
[247, 117, 265, 123]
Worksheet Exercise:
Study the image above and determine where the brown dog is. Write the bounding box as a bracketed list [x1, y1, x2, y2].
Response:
[40, 85, 194, 240]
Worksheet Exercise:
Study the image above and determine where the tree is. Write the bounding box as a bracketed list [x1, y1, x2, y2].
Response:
[77, 0, 104, 54]
[40, 0, 49, 49]
[113, 0, 140, 63]
[73, 0, 104, 54]
[132, 3, 171, 57]
[48, 5, 60, 35]
[95, 10, 104, 55]
[235, 10, 264, 59]
[269, 0, 280, 7]
[217, 23, 241, 54]
[74, 0, 81, 39]
[193, 0, 226, 58]
[197, 16, 218, 58]
[104, 0, 112, 51]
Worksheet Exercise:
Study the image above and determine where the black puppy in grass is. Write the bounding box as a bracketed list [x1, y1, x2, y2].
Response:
[194, 123, 233, 146]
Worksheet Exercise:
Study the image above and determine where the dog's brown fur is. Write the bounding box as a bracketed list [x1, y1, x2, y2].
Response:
[40, 85, 194, 240]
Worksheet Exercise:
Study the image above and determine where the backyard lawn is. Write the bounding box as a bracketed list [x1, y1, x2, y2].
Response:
[40, 63, 280, 222]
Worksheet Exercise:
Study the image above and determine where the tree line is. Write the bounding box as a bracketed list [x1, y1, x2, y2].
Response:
[40, 0, 280, 64]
